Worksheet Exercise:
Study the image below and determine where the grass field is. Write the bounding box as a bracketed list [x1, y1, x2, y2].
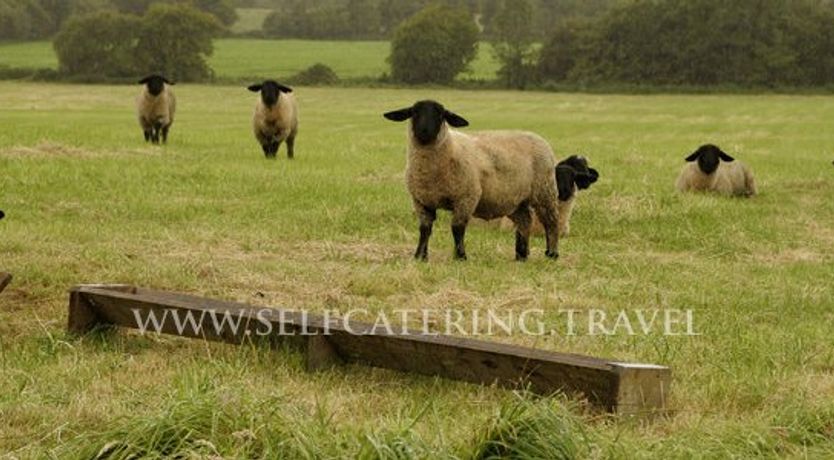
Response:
[1, 81, 834, 458]
[0, 39, 500, 81]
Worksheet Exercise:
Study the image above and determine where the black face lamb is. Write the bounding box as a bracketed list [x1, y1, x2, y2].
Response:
[385, 100, 562, 262]
[248, 80, 299, 159]
[555, 155, 600, 201]
[137, 74, 176, 145]
[676, 144, 757, 196]
[384, 100, 469, 146]
[686, 144, 734, 175]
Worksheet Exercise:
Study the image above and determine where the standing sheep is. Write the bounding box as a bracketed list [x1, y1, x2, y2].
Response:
[248, 80, 298, 159]
[384, 100, 561, 261]
[137, 75, 176, 145]
[676, 144, 757, 196]
[489, 155, 599, 237]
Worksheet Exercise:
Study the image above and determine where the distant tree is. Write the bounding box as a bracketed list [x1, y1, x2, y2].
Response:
[112, 0, 236, 27]
[53, 11, 143, 77]
[490, 0, 537, 88]
[191, 0, 238, 26]
[388, 4, 479, 84]
[136, 3, 222, 81]
[537, 19, 588, 82]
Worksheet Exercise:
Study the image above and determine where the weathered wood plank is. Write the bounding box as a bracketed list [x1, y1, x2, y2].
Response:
[67, 284, 670, 414]
[0, 272, 11, 294]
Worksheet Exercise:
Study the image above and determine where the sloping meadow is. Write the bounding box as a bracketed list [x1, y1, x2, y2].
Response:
[1, 82, 833, 458]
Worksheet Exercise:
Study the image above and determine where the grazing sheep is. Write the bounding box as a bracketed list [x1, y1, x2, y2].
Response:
[248, 80, 298, 159]
[488, 155, 599, 237]
[676, 144, 757, 196]
[384, 100, 561, 261]
[137, 74, 176, 144]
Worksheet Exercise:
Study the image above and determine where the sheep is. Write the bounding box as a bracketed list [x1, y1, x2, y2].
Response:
[676, 144, 757, 196]
[486, 155, 599, 237]
[248, 80, 298, 159]
[137, 74, 176, 144]
[384, 100, 561, 261]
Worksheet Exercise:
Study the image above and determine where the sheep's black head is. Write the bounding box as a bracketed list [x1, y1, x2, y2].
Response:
[248, 80, 292, 107]
[686, 144, 734, 175]
[384, 100, 469, 146]
[555, 155, 599, 201]
[138, 75, 173, 96]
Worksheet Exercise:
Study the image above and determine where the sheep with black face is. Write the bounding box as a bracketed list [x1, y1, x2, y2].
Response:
[492, 155, 599, 237]
[248, 80, 298, 159]
[137, 74, 176, 144]
[384, 100, 561, 262]
[676, 144, 757, 196]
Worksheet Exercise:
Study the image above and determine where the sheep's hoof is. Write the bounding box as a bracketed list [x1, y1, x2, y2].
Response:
[545, 250, 559, 260]
[454, 253, 468, 261]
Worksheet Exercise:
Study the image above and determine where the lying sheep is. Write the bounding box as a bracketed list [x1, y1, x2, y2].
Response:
[676, 144, 757, 196]
[384, 100, 561, 261]
[248, 80, 298, 159]
[137, 75, 176, 144]
[486, 155, 599, 237]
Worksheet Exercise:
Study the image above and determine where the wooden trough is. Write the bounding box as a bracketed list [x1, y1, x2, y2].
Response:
[68, 284, 671, 415]
[0, 272, 11, 294]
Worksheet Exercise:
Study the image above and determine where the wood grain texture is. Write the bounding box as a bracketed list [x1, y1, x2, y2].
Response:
[67, 284, 671, 414]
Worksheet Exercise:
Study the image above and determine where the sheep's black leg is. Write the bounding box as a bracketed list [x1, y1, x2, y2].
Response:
[143, 130, 151, 142]
[262, 143, 272, 158]
[533, 203, 559, 260]
[286, 135, 295, 159]
[509, 205, 532, 261]
[161, 125, 170, 144]
[273, 140, 282, 157]
[414, 205, 436, 261]
[451, 223, 467, 260]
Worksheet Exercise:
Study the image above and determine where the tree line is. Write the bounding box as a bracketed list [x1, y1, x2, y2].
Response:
[391, 0, 834, 88]
[0, 0, 236, 39]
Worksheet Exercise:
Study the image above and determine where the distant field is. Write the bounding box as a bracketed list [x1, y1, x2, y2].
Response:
[2, 81, 833, 457]
[229, 7, 271, 34]
[0, 41, 57, 70]
[0, 39, 500, 81]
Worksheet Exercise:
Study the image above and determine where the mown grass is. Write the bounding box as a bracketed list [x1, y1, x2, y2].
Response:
[0, 39, 500, 81]
[1, 82, 833, 458]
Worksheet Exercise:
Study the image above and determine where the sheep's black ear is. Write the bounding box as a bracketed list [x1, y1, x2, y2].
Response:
[718, 149, 735, 162]
[384, 108, 413, 122]
[277, 84, 293, 93]
[555, 165, 576, 201]
[685, 151, 700, 162]
[247, 84, 262, 92]
[162, 77, 174, 85]
[138, 76, 151, 84]
[444, 110, 469, 128]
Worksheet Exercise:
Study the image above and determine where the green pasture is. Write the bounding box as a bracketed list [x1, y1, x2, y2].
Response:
[0, 39, 500, 81]
[1, 82, 833, 458]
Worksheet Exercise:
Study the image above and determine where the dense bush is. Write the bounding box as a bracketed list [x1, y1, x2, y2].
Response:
[53, 11, 144, 78]
[137, 3, 222, 81]
[290, 63, 339, 85]
[388, 4, 479, 84]
[53, 4, 221, 82]
[540, 0, 834, 87]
